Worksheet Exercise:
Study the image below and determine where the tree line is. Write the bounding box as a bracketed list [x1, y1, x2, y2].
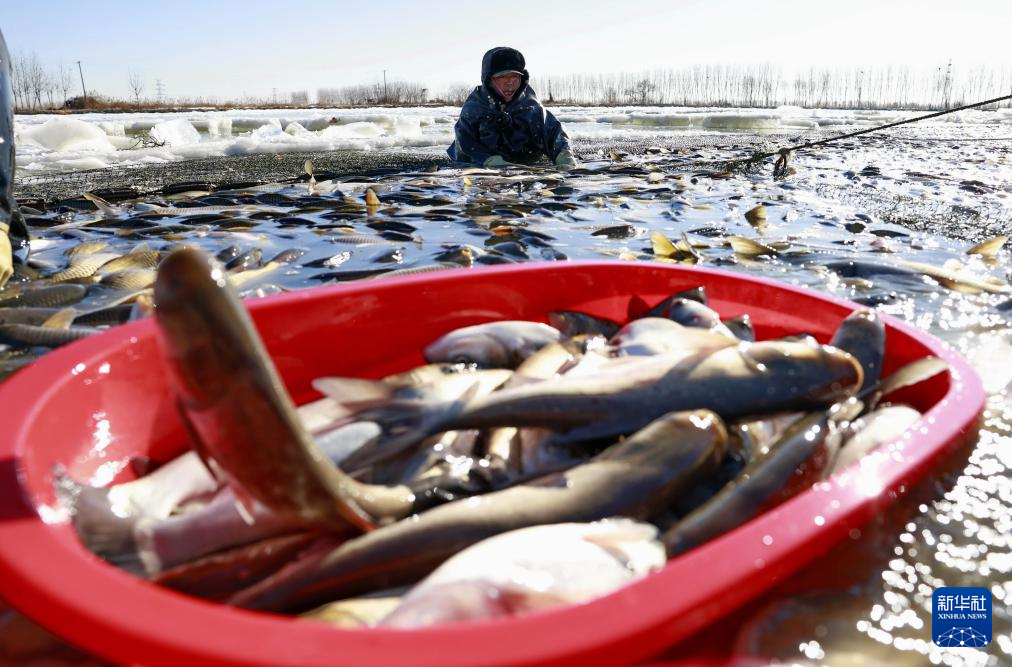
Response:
[533, 63, 1012, 110]
[10, 53, 1012, 112]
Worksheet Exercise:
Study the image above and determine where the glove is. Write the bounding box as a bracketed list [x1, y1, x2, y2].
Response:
[0, 229, 11, 289]
[483, 155, 513, 168]
[554, 150, 577, 169]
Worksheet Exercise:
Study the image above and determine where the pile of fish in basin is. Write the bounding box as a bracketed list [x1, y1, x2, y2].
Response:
[55, 243, 947, 624]
[3, 133, 1012, 662]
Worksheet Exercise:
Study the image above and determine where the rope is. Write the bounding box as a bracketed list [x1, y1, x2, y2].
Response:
[726, 93, 1012, 178]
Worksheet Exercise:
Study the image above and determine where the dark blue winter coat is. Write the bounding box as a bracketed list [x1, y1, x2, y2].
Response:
[447, 47, 571, 165]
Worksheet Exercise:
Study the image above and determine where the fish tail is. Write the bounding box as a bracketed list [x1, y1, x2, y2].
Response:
[53, 468, 154, 577]
[337, 398, 465, 472]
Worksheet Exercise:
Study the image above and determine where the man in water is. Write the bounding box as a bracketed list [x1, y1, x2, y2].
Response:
[0, 28, 28, 287]
[448, 47, 576, 170]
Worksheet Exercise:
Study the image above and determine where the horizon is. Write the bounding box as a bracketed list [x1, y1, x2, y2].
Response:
[4, 0, 1011, 104]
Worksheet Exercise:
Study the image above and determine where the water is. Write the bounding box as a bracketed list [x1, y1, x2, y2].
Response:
[2, 114, 1011, 665]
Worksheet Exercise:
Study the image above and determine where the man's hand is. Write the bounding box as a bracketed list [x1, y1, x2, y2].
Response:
[483, 155, 514, 168]
[0, 231, 12, 289]
[554, 150, 578, 170]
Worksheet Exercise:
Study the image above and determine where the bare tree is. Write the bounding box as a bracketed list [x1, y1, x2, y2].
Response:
[291, 90, 309, 106]
[625, 79, 656, 105]
[57, 63, 73, 107]
[442, 84, 472, 105]
[128, 71, 145, 105]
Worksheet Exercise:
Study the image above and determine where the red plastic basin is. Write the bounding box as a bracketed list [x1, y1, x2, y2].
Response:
[0, 261, 985, 667]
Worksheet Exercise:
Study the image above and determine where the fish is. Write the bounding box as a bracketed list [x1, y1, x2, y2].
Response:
[662, 400, 855, 557]
[60, 449, 219, 523]
[158, 532, 334, 602]
[722, 314, 755, 342]
[829, 405, 922, 475]
[379, 520, 665, 627]
[304, 159, 317, 195]
[898, 259, 1010, 295]
[823, 259, 1010, 294]
[49, 252, 121, 282]
[656, 298, 737, 338]
[61, 472, 311, 577]
[66, 240, 110, 257]
[610, 317, 737, 358]
[348, 338, 861, 467]
[640, 286, 708, 316]
[100, 269, 158, 290]
[0, 322, 99, 348]
[95, 251, 163, 275]
[317, 367, 511, 479]
[548, 310, 621, 338]
[480, 337, 599, 472]
[151, 247, 422, 533]
[830, 309, 885, 392]
[302, 588, 407, 628]
[227, 409, 727, 612]
[729, 236, 778, 257]
[0, 307, 65, 326]
[423, 320, 563, 368]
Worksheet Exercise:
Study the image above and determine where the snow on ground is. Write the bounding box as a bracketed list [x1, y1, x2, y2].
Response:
[14, 105, 1012, 175]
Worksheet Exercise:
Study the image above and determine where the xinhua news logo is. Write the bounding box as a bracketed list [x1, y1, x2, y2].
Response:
[932, 587, 992, 648]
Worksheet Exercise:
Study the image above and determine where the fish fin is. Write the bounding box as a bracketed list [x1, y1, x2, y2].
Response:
[339, 397, 466, 471]
[52, 468, 152, 577]
[41, 307, 77, 329]
[736, 344, 768, 373]
[82, 192, 120, 218]
[650, 231, 678, 258]
[129, 242, 152, 254]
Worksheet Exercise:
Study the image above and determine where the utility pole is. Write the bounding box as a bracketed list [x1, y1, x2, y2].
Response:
[383, 70, 387, 103]
[75, 60, 87, 108]
[155, 79, 165, 104]
[273, 87, 277, 105]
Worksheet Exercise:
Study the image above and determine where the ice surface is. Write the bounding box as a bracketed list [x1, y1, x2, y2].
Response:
[17, 117, 117, 153]
[149, 119, 201, 147]
[11, 105, 1012, 175]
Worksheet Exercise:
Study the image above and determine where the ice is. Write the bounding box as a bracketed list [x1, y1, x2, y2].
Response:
[10, 104, 1012, 175]
[284, 122, 311, 136]
[98, 121, 126, 136]
[52, 156, 111, 170]
[206, 117, 233, 137]
[149, 119, 201, 147]
[703, 113, 781, 130]
[17, 117, 116, 153]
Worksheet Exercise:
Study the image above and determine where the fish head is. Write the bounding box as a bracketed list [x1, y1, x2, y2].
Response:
[424, 333, 512, 368]
[744, 341, 864, 404]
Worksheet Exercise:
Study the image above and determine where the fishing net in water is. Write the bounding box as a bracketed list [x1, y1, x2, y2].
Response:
[13, 127, 1011, 241]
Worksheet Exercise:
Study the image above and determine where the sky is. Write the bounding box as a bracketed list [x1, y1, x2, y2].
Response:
[3, 0, 1011, 103]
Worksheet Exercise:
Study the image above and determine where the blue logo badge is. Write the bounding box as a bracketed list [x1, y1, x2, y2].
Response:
[932, 587, 992, 648]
